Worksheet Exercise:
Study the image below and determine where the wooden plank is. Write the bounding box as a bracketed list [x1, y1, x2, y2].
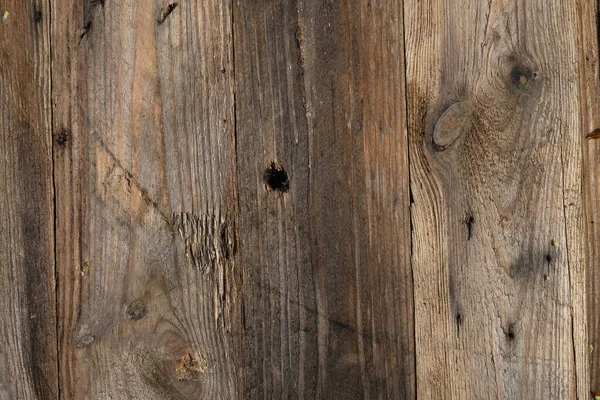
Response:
[0, 1, 57, 398]
[233, 0, 414, 398]
[580, 0, 600, 394]
[51, 1, 240, 398]
[405, 0, 588, 397]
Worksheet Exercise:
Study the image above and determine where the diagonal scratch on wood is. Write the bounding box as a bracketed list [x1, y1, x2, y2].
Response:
[75, 103, 175, 233]
[88, 128, 174, 232]
[256, 281, 377, 343]
[77, 105, 237, 278]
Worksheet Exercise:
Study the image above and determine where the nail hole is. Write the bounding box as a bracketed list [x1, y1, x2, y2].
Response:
[34, 10, 42, 23]
[505, 324, 516, 341]
[466, 215, 475, 240]
[56, 130, 69, 146]
[264, 161, 289, 192]
[545, 254, 552, 264]
[456, 313, 463, 326]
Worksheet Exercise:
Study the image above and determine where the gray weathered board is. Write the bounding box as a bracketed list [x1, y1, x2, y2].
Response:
[0, 0, 598, 398]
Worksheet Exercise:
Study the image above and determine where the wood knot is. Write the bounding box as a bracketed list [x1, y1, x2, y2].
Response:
[76, 334, 95, 348]
[126, 299, 148, 320]
[510, 66, 537, 90]
[432, 102, 472, 151]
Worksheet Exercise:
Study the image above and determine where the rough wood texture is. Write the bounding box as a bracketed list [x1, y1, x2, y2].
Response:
[405, 0, 589, 398]
[2, 0, 600, 398]
[51, 1, 239, 398]
[233, 0, 414, 398]
[0, 1, 57, 399]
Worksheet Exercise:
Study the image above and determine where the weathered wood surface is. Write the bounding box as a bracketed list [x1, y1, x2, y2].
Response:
[584, 0, 600, 395]
[405, 0, 589, 398]
[233, 0, 414, 398]
[1, 0, 599, 399]
[0, 1, 57, 399]
[52, 0, 238, 398]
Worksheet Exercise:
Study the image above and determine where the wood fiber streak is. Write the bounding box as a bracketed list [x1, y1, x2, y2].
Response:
[0, 1, 57, 399]
[51, 1, 239, 398]
[405, 0, 588, 398]
[233, 0, 414, 398]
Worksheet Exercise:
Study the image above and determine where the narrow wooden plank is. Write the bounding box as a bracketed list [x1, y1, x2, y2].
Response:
[233, 0, 414, 398]
[51, 1, 240, 398]
[580, 0, 600, 395]
[0, 1, 57, 398]
[405, 0, 587, 397]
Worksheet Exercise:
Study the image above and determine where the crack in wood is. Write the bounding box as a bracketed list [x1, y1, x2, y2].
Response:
[157, 3, 178, 24]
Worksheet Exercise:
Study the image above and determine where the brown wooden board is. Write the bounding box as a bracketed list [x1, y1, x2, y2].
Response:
[51, 1, 239, 398]
[583, 0, 600, 396]
[405, 0, 589, 397]
[0, 1, 57, 398]
[233, 0, 415, 398]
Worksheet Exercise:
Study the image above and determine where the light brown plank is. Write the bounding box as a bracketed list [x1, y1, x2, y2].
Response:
[233, 0, 414, 398]
[405, 0, 588, 398]
[581, 0, 600, 395]
[51, 1, 240, 398]
[0, 1, 57, 398]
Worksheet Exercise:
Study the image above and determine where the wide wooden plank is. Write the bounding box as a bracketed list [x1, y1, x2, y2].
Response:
[405, 0, 588, 397]
[0, 1, 57, 398]
[233, 0, 414, 398]
[580, 0, 600, 394]
[51, 1, 240, 398]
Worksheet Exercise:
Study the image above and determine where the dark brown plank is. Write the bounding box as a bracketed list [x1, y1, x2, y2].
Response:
[233, 0, 414, 398]
[51, 1, 240, 398]
[0, 1, 57, 398]
[405, 0, 588, 397]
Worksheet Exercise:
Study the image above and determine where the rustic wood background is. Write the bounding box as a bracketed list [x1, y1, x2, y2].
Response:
[0, 0, 599, 398]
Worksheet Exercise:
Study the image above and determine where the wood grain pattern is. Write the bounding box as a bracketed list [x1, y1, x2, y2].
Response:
[233, 0, 414, 398]
[405, 0, 588, 398]
[51, 1, 239, 398]
[1, 0, 598, 398]
[0, 1, 57, 398]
